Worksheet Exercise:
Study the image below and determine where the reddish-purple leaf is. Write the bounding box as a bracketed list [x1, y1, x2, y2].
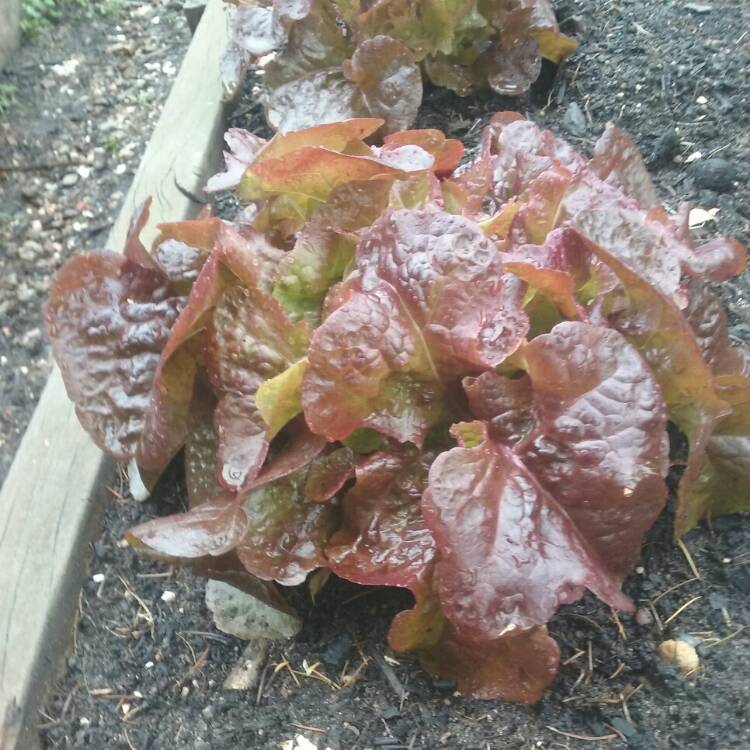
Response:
[303, 281, 442, 444]
[423, 422, 633, 642]
[343, 36, 422, 133]
[388, 576, 560, 703]
[357, 209, 529, 372]
[249, 416, 327, 489]
[205, 128, 268, 193]
[588, 125, 660, 209]
[236, 469, 338, 585]
[326, 447, 435, 588]
[44, 253, 183, 460]
[502, 226, 590, 319]
[683, 281, 747, 375]
[304, 446, 355, 502]
[646, 204, 747, 283]
[152, 239, 206, 284]
[678, 377, 750, 533]
[382, 129, 464, 177]
[420, 621, 560, 702]
[205, 283, 310, 489]
[213, 393, 270, 491]
[464, 372, 534, 446]
[485, 38, 542, 97]
[123, 197, 160, 269]
[184, 394, 223, 509]
[520, 321, 669, 574]
[126, 496, 248, 558]
[136, 251, 224, 474]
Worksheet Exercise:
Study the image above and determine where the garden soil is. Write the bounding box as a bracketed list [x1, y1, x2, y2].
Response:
[2, 0, 749, 748]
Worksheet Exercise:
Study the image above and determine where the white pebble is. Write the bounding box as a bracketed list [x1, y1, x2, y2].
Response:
[92, 573, 105, 583]
[161, 590, 176, 603]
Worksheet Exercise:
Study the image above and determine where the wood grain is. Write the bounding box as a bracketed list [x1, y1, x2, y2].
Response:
[0, 2, 229, 746]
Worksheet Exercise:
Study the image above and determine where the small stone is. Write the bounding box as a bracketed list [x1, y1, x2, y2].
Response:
[696, 95, 708, 105]
[730, 566, 750, 594]
[92, 573, 105, 583]
[431, 678, 456, 691]
[21, 185, 40, 203]
[19, 240, 42, 261]
[635, 607, 653, 626]
[689, 158, 737, 192]
[161, 590, 176, 603]
[61, 172, 79, 188]
[28, 219, 43, 238]
[79, 717, 90, 727]
[18, 283, 36, 302]
[223, 640, 269, 690]
[562, 102, 587, 137]
[610, 717, 637, 738]
[650, 128, 680, 166]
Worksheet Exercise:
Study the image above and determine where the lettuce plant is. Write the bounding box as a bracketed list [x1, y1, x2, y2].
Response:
[45, 114, 750, 702]
[221, 0, 576, 131]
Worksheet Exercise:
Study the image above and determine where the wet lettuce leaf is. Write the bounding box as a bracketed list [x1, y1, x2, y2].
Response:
[223, 0, 575, 132]
[47, 114, 750, 704]
[302, 209, 528, 444]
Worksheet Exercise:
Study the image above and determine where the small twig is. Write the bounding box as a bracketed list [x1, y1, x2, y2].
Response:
[256, 663, 270, 706]
[663, 595, 703, 626]
[289, 722, 325, 734]
[606, 722, 627, 742]
[611, 609, 627, 640]
[178, 630, 231, 644]
[704, 625, 746, 647]
[563, 649, 585, 666]
[652, 576, 699, 603]
[118, 576, 154, 636]
[547, 726, 617, 742]
[123, 727, 138, 750]
[676, 539, 702, 580]
[375, 654, 407, 702]
[647, 600, 664, 632]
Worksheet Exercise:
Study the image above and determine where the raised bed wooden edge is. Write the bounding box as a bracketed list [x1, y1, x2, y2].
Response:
[0, 3, 229, 746]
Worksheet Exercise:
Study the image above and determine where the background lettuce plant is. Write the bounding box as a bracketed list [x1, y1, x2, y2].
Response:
[221, 0, 577, 131]
[45, 114, 750, 702]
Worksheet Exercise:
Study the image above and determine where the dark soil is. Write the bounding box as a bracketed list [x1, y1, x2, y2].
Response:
[11, 0, 750, 748]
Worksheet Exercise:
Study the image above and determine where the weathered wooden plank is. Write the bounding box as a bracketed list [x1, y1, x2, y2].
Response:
[0, 2, 229, 747]
[0, 0, 21, 70]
